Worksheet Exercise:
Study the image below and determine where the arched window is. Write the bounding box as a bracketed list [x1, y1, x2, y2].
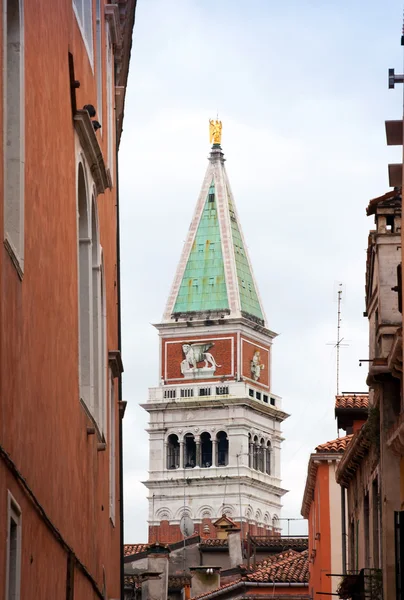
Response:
[167, 435, 180, 470]
[266, 441, 272, 475]
[258, 438, 265, 472]
[217, 431, 228, 466]
[78, 164, 92, 410]
[201, 432, 212, 468]
[253, 436, 259, 470]
[184, 434, 196, 468]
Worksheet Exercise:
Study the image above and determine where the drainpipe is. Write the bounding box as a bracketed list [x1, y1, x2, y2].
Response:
[341, 486, 347, 574]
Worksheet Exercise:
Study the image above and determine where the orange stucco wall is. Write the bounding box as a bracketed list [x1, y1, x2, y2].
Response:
[308, 462, 332, 597]
[0, 1, 122, 598]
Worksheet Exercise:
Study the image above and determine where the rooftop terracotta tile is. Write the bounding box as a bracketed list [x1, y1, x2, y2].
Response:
[123, 543, 149, 557]
[315, 434, 353, 454]
[335, 394, 369, 410]
[200, 538, 229, 547]
[246, 550, 308, 583]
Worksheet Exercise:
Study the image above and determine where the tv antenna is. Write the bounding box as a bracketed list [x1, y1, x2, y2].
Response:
[327, 283, 349, 395]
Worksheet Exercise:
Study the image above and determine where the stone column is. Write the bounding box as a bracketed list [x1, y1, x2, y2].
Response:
[196, 440, 201, 467]
[212, 439, 217, 467]
[179, 441, 184, 469]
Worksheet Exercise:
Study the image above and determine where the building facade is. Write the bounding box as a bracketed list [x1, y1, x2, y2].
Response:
[0, 1, 135, 598]
[301, 432, 352, 598]
[143, 127, 287, 544]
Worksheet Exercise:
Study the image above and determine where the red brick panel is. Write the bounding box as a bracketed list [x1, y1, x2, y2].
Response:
[163, 335, 236, 381]
[241, 338, 270, 389]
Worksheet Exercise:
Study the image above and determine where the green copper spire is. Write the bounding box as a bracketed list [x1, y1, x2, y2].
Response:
[227, 189, 264, 321]
[173, 182, 229, 314]
[165, 144, 266, 326]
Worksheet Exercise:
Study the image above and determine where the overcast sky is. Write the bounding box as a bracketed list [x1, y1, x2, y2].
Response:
[119, 0, 404, 542]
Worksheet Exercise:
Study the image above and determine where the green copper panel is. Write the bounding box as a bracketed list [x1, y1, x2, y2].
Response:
[173, 182, 229, 313]
[227, 187, 264, 321]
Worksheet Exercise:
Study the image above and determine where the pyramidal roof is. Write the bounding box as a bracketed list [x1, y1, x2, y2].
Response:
[163, 143, 267, 326]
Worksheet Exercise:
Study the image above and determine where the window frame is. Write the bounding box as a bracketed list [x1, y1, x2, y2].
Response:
[73, 0, 94, 67]
[109, 369, 116, 524]
[5, 491, 22, 600]
[3, 0, 25, 276]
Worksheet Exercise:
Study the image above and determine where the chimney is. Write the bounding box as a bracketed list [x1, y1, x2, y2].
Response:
[190, 566, 221, 597]
[142, 543, 170, 600]
[227, 529, 242, 568]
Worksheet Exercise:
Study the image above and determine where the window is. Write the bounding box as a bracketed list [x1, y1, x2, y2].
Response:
[256, 391, 261, 400]
[249, 389, 254, 398]
[216, 386, 229, 396]
[199, 387, 211, 397]
[270, 397, 275, 406]
[109, 370, 116, 523]
[167, 434, 180, 470]
[3, 0, 24, 274]
[209, 277, 215, 286]
[265, 441, 271, 475]
[217, 431, 228, 466]
[92, 212, 107, 433]
[248, 434, 253, 468]
[6, 492, 21, 600]
[164, 389, 176, 399]
[253, 436, 259, 470]
[77, 165, 106, 433]
[184, 434, 196, 468]
[73, 0, 93, 63]
[198, 243, 204, 253]
[78, 164, 92, 410]
[106, 22, 114, 182]
[258, 438, 265, 472]
[364, 492, 370, 568]
[192, 279, 198, 287]
[209, 242, 215, 252]
[208, 192, 215, 203]
[180, 388, 193, 398]
[263, 394, 268, 403]
[95, 0, 102, 127]
[201, 432, 212, 468]
[372, 478, 380, 568]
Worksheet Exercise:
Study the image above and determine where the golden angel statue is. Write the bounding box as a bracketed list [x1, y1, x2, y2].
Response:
[209, 119, 222, 145]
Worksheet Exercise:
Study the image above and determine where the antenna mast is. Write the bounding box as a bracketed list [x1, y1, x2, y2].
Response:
[336, 284, 343, 395]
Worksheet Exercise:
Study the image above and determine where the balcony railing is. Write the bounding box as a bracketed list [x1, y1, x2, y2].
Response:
[148, 380, 282, 410]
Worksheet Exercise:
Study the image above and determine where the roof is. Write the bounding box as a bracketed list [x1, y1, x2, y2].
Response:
[164, 144, 266, 326]
[336, 425, 372, 487]
[335, 394, 369, 411]
[366, 188, 401, 216]
[301, 435, 353, 517]
[315, 435, 353, 453]
[245, 549, 309, 583]
[192, 549, 309, 598]
[124, 543, 148, 557]
[213, 514, 239, 528]
[249, 536, 308, 550]
[200, 538, 228, 548]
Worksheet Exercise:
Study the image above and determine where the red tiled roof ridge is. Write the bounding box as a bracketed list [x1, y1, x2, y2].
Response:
[315, 434, 354, 453]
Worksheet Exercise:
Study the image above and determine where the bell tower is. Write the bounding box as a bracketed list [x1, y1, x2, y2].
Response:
[142, 123, 288, 544]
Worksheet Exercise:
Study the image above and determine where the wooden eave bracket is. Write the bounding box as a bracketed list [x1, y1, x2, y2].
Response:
[388, 163, 402, 188]
[119, 400, 127, 419]
[385, 120, 403, 146]
[74, 110, 110, 195]
[105, 4, 122, 46]
[108, 350, 124, 378]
